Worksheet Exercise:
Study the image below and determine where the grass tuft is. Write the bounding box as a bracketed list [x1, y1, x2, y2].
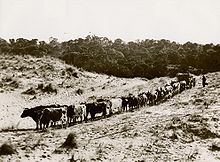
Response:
[0, 143, 17, 155]
[61, 133, 78, 149]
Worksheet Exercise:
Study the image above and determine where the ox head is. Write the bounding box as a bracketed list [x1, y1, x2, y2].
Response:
[20, 108, 30, 118]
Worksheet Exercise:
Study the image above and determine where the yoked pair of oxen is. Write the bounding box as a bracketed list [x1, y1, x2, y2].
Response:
[21, 79, 195, 130]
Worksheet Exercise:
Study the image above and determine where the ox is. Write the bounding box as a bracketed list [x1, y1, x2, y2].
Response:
[121, 97, 129, 112]
[85, 101, 109, 121]
[180, 80, 186, 92]
[146, 91, 157, 106]
[67, 104, 86, 125]
[109, 98, 123, 114]
[20, 106, 45, 130]
[155, 87, 164, 103]
[137, 93, 148, 107]
[171, 81, 180, 96]
[40, 108, 67, 129]
[164, 84, 173, 99]
[128, 95, 139, 111]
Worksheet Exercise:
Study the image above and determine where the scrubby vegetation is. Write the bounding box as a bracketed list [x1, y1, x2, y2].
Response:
[22, 83, 57, 95]
[0, 75, 21, 91]
[0, 36, 219, 79]
[61, 133, 78, 149]
[0, 143, 17, 155]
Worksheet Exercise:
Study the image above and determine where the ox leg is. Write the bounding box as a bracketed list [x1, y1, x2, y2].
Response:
[65, 120, 68, 128]
[74, 116, 77, 124]
[84, 114, 87, 122]
[69, 118, 72, 126]
[65, 118, 69, 128]
[126, 104, 129, 111]
[39, 120, 43, 130]
[85, 112, 89, 122]
[130, 105, 133, 112]
[51, 121, 55, 127]
[91, 113, 95, 120]
[46, 122, 49, 128]
[61, 123, 63, 129]
[103, 109, 107, 118]
[67, 117, 71, 127]
[36, 120, 40, 130]
[109, 108, 113, 116]
[67, 117, 69, 127]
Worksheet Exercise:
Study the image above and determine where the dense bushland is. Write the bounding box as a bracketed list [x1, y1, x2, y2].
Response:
[0, 36, 219, 78]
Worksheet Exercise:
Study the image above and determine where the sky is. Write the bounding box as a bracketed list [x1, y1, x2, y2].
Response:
[0, 0, 220, 44]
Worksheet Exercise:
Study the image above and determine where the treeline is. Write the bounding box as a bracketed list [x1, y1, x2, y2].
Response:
[0, 36, 220, 78]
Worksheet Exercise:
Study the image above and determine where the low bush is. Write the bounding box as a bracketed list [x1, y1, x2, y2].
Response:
[0, 143, 17, 155]
[76, 88, 84, 95]
[22, 87, 36, 95]
[42, 83, 57, 94]
[61, 133, 78, 149]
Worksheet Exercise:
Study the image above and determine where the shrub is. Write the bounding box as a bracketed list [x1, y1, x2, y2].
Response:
[210, 140, 220, 151]
[76, 88, 84, 95]
[0, 81, 3, 88]
[61, 70, 66, 76]
[72, 72, 79, 78]
[0, 76, 21, 90]
[9, 80, 20, 88]
[69, 154, 86, 162]
[2, 76, 13, 82]
[42, 83, 57, 94]
[22, 87, 36, 95]
[66, 67, 74, 73]
[0, 143, 17, 155]
[61, 133, 78, 149]
[36, 83, 44, 90]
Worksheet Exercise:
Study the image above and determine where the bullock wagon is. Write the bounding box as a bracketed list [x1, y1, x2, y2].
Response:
[176, 73, 191, 85]
[176, 73, 195, 88]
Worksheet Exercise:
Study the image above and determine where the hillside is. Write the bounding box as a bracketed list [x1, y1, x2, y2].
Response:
[0, 54, 174, 129]
[1, 55, 220, 161]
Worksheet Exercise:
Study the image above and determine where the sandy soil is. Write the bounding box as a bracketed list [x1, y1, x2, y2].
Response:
[1, 55, 220, 161]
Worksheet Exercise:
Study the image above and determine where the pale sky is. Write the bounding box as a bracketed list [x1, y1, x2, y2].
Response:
[0, 0, 220, 44]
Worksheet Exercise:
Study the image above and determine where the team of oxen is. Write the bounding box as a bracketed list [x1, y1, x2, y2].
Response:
[21, 78, 196, 130]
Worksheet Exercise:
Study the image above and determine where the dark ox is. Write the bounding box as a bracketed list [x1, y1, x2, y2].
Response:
[125, 95, 139, 111]
[20, 106, 45, 130]
[85, 101, 109, 120]
[146, 91, 157, 106]
[121, 97, 129, 112]
[21, 104, 67, 130]
[40, 108, 67, 129]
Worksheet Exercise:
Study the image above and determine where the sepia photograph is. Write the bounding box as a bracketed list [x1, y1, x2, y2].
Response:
[0, 0, 220, 161]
